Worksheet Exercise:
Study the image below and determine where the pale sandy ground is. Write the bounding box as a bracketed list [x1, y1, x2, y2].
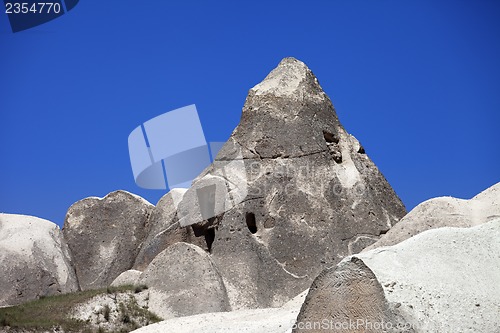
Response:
[130, 289, 308, 333]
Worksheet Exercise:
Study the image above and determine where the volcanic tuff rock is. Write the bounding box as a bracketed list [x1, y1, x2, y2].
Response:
[133, 188, 206, 271]
[0, 214, 78, 307]
[364, 181, 500, 251]
[137, 242, 230, 319]
[294, 219, 500, 333]
[178, 57, 407, 309]
[293, 257, 413, 333]
[110, 269, 142, 287]
[63, 190, 153, 290]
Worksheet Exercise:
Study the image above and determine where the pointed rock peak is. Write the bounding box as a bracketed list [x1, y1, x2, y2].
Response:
[250, 57, 325, 99]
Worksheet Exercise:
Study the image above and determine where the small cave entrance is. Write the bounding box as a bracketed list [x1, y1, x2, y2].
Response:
[191, 217, 217, 253]
[323, 130, 339, 144]
[246, 213, 257, 234]
[204, 228, 216, 253]
[323, 131, 342, 163]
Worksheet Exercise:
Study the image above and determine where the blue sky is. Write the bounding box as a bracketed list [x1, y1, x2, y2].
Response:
[1, 1, 499, 227]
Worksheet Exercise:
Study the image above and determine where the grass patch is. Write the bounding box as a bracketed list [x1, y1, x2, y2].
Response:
[121, 296, 160, 325]
[134, 284, 148, 294]
[0, 285, 159, 332]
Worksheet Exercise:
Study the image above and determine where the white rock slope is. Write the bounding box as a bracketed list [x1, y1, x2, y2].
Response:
[130, 289, 308, 333]
[358, 219, 500, 333]
[0, 213, 79, 307]
[294, 219, 500, 333]
[364, 182, 500, 251]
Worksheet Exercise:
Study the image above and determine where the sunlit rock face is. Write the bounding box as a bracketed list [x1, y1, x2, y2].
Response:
[364, 182, 500, 251]
[181, 57, 406, 309]
[0, 213, 79, 306]
[63, 190, 153, 290]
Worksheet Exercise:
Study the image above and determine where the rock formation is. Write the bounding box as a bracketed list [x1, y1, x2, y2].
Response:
[177, 57, 407, 309]
[364, 181, 500, 251]
[294, 257, 413, 333]
[133, 188, 205, 271]
[126, 184, 500, 333]
[137, 242, 230, 319]
[110, 269, 142, 287]
[294, 218, 500, 333]
[1, 58, 498, 333]
[0, 214, 79, 307]
[63, 190, 153, 290]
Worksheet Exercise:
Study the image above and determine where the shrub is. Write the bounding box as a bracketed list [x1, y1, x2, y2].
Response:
[122, 313, 131, 324]
[0, 317, 10, 326]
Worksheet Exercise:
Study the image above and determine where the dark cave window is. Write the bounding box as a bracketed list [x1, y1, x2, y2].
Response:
[323, 131, 339, 144]
[246, 213, 257, 234]
[205, 228, 215, 253]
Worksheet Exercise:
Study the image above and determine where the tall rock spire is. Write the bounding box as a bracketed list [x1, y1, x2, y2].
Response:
[230, 57, 342, 160]
[250, 57, 327, 99]
[179, 57, 407, 309]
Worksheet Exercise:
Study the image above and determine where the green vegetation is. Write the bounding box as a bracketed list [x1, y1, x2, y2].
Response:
[133, 284, 148, 294]
[0, 285, 161, 333]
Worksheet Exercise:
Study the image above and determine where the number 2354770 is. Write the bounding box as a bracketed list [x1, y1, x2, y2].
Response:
[5, 2, 62, 14]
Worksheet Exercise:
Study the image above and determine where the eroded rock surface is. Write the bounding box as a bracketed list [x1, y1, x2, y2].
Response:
[133, 189, 206, 270]
[63, 190, 153, 290]
[0, 214, 79, 306]
[294, 257, 412, 333]
[138, 242, 230, 319]
[110, 269, 142, 287]
[295, 219, 500, 333]
[364, 182, 500, 251]
[178, 57, 407, 309]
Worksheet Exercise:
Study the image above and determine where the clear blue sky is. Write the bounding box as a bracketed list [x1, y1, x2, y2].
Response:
[1, 1, 499, 227]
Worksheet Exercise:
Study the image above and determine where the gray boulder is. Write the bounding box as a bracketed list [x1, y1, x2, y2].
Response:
[110, 269, 142, 287]
[0, 213, 79, 306]
[178, 57, 406, 309]
[133, 188, 205, 271]
[364, 182, 500, 251]
[294, 257, 412, 333]
[294, 219, 500, 333]
[138, 242, 230, 319]
[63, 190, 153, 290]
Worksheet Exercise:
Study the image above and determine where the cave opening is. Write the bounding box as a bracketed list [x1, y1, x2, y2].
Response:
[323, 131, 339, 144]
[205, 227, 215, 253]
[191, 216, 217, 253]
[246, 212, 257, 234]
